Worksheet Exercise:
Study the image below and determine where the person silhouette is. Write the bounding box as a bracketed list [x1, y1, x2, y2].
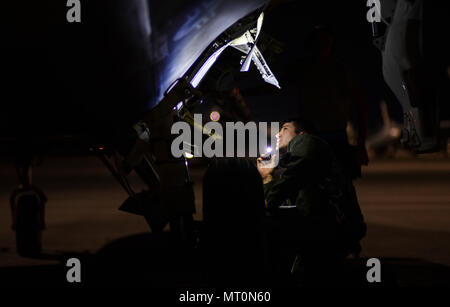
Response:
[202, 158, 268, 287]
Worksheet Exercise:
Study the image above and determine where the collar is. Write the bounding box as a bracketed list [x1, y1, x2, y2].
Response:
[287, 133, 305, 153]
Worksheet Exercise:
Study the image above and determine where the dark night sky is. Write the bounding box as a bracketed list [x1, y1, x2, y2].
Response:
[232, 0, 404, 132]
[0, 0, 409, 139]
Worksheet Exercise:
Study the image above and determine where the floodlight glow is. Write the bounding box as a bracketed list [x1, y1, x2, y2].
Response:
[210, 111, 220, 122]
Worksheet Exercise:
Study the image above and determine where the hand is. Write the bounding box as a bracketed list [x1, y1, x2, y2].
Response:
[257, 156, 275, 180]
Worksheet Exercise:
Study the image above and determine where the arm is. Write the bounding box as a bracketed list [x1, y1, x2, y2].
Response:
[261, 136, 320, 209]
[264, 153, 315, 209]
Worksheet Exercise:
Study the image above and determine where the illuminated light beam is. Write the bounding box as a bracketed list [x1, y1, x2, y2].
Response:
[190, 42, 231, 88]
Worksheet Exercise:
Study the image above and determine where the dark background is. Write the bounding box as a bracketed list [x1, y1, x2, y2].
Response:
[0, 0, 449, 289]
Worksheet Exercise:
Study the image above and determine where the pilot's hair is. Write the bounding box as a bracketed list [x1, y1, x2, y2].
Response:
[281, 117, 317, 134]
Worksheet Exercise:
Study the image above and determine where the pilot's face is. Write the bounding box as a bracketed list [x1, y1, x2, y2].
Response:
[276, 122, 298, 149]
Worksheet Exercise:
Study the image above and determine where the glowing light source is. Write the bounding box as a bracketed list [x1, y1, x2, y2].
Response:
[210, 111, 220, 122]
[173, 102, 184, 111]
[266, 146, 272, 153]
[184, 152, 194, 159]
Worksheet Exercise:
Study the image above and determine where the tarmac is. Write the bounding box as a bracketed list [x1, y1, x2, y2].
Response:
[0, 154, 449, 288]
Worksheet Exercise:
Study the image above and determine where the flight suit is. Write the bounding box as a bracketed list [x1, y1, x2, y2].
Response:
[263, 133, 347, 285]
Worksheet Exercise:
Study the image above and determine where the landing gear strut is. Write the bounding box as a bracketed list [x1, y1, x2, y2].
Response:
[10, 159, 46, 257]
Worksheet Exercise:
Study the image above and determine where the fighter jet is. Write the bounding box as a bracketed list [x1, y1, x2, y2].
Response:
[370, 0, 447, 153]
[0, 0, 280, 256]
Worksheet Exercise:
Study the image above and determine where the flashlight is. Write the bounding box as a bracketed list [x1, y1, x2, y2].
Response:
[261, 147, 272, 160]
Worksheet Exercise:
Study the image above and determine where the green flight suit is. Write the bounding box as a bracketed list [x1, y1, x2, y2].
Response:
[263, 133, 344, 284]
[264, 133, 340, 220]
[263, 133, 367, 285]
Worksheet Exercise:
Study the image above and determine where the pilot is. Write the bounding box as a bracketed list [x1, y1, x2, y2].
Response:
[257, 118, 366, 286]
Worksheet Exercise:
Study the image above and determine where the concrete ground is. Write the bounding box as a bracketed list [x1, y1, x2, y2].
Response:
[0, 155, 449, 287]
